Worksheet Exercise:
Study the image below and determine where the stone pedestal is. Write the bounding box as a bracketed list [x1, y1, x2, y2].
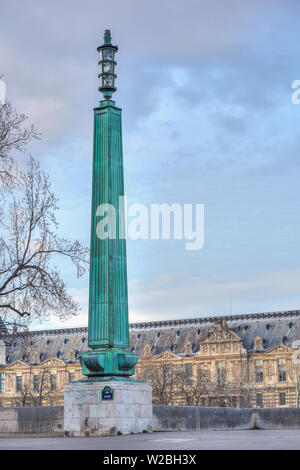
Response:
[64, 379, 152, 437]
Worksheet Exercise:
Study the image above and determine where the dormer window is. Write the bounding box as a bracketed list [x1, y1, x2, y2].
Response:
[184, 343, 193, 355]
[254, 336, 264, 351]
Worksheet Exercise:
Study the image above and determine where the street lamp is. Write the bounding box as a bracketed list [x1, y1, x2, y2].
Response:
[97, 29, 118, 99]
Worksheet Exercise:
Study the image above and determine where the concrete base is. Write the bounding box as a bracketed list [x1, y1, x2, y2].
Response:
[64, 379, 153, 437]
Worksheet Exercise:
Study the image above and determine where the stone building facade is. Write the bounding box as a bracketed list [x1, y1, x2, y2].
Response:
[0, 310, 300, 408]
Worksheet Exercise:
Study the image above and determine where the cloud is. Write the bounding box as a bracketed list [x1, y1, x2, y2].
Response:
[128, 269, 300, 322]
[0, 0, 289, 139]
[31, 287, 89, 330]
[2, 0, 300, 330]
[34, 268, 300, 329]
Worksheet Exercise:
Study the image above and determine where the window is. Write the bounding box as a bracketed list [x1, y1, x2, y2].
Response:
[256, 393, 263, 408]
[198, 366, 210, 382]
[232, 396, 238, 408]
[255, 360, 263, 383]
[200, 397, 206, 406]
[50, 374, 56, 391]
[279, 392, 286, 405]
[216, 361, 226, 383]
[240, 396, 246, 408]
[16, 375, 22, 393]
[208, 397, 216, 406]
[163, 365, 172, 385]
[278, 358, 286, 382]
[0, 374, 5, 393]
[185, 363, 193, 385]
[69, 372, 75, 384]
[145, 370, 152, 384]
[33, 375, 39, 392]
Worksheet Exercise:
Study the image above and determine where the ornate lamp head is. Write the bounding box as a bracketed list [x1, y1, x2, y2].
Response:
[97, 29, 118, 100]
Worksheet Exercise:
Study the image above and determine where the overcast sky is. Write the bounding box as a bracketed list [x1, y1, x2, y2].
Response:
[1, 0, 300, 329]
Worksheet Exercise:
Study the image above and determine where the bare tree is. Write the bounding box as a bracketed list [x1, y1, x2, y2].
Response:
[0, 101, 39, 191]
[137, 362, 176, 406]
[13, 381, 32, 407]
[12, 366, 59, 407]
[3, 321, 30, 350]
[0, 99, 89, 322]
[172, 365, 210, 406]
[31, 367, 58, 407]
[0, 157, 89, 321]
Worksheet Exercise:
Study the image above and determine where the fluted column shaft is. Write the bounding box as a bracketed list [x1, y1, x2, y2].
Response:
[88, 100, 129, 350]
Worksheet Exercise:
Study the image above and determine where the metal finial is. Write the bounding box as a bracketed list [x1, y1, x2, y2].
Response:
[104, 29, 112, 44]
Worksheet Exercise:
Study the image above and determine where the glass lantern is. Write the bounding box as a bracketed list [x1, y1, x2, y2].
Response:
[97, 30, 118, 100]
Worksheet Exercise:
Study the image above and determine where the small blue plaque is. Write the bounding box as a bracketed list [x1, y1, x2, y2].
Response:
[102, 385, 114, 400]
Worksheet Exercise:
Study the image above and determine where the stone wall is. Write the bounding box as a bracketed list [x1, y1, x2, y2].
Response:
[1, 406, 300, 435]
[153, 406, 300, 431]
[0, 406, 64, 436]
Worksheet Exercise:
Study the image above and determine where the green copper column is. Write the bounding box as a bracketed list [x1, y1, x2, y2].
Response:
[81, 30, 138, 378]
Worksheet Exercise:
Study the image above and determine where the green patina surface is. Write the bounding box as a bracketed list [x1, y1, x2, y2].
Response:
[81, 32, 137, 378]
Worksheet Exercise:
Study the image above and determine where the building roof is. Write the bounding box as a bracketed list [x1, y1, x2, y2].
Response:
[2, 309, 300, 365]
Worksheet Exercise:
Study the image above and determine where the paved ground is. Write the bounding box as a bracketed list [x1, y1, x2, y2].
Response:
[0, 430, 299, 450]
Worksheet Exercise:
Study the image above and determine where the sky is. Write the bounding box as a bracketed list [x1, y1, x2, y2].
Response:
[1, 0, 300, 329]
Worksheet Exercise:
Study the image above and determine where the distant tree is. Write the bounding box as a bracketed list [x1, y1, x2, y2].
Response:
[12, 365, 59, 407]
[30, 366, 58, 407]
[137, 362, 176, 406]
[173, 365, 211, 406]
[13, 381, 32, 407]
